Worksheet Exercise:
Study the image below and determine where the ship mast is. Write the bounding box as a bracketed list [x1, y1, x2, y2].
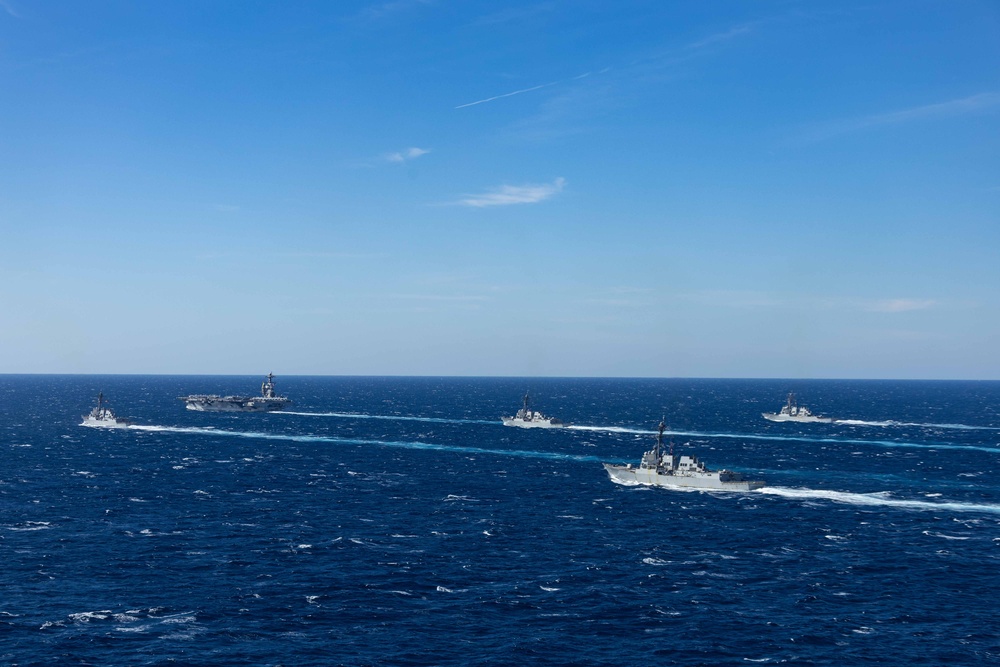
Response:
[655, 419, 665, 460]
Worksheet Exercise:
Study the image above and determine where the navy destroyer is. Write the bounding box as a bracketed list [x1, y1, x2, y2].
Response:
[81, 392, 131, 428]
[762, 392, 833, 423]
[603, 420, 764, 491]
[180, 373, 291, 412]
[502, 392, 567, 428]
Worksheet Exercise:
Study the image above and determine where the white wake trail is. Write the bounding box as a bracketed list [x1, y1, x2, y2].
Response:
[759, 486, 1000, 515]
[127, 424, 599, 462]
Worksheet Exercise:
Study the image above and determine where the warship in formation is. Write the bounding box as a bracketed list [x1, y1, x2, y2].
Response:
[762, 392, 833, 423]
[502, 392, 567, 428]
[603, 420, 765, 491]
[179, 373, 291, 412]
[81, 392, 131, 428]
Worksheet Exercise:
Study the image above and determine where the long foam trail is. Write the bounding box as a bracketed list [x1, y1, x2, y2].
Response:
[573, 425, 1000, 455]
[127, 424, 599, 462]
[834, 419, 1000, 431]
[759, 486, 1000, 515]
[279, 411, 498, 426]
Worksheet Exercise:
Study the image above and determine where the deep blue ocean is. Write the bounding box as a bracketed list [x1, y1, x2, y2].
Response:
[2, 376, 1000, 666]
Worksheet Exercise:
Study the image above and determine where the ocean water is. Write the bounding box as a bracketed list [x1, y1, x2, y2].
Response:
[2, 376, 1000, 666]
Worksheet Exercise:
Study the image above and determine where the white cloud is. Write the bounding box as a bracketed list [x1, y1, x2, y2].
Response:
[385, 147, 430, 163]
[865, 299, 937, 313]
[456, 82, 557, 109]
[686, 22, 758, 50]
[455, 177, 566, 207]
[804, 92, 1000, 141]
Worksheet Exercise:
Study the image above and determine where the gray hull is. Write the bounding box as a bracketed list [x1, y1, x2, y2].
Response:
[502, 417, 566, 428]
[762, 412, 833, 423]
[603, 463, 764, 492]
[81, 416, 130, 429]
[183, 397, 289, 412]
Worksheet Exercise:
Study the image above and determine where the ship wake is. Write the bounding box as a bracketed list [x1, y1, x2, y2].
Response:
[127, 424, 599, 462]
[759, 486, 1000, 515]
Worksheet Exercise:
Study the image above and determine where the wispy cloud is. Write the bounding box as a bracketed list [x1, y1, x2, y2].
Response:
[680, 291, 939, 314]
[865, 298, 937, 313]
[805, 92, 1000, 141]
[385, 147, 430, 163]
[686, 22, 759, 50]
[0, 0, 19, 18]
[469, 3, 556, 28]
[357, 0, 435, 21]
[389, 294, 489, 302]
[455, 69, 611, 110]
[456, 81, 558, 109]
[680, 290, 786, 309]
[453, 177, 566, 207]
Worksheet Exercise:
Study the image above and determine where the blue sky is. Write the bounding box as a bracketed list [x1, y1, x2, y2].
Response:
[1, 1, 998, 378]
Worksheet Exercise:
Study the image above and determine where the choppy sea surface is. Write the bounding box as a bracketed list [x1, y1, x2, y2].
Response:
[2, 375, 1000, 666]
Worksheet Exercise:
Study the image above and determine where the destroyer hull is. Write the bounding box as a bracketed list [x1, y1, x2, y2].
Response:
[603, 463, 764, 492]
[762, 413, 833, 424]
[81, 417, 130, 429]
[502, 418, 566, 429]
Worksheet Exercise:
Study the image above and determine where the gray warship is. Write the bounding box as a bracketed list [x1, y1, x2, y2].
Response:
[180, 373, 291, 412]
[502, 392, 567, 428]
[603, 420, 764, 491]
[81, 392, 130, 428]
[762, 392, 833, 423]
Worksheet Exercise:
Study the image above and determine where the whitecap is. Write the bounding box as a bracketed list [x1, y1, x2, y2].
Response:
[540, 586, 560, 592]
[436, 586, 454, 593]
[161, 615, 196, 624]
[642, 557, 670, 566]
[69, 610, 112, 623]
[306, 596, 320, 604]
[297, 544, 312, 549]
[922, 531, 970, 540]
[115, 625, 151, 633]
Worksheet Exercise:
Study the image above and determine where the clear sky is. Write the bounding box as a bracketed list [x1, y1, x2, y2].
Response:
[1, 1, 998, 379]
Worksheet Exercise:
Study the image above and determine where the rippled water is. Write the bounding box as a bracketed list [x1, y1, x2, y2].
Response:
[2, 376, 999, 665]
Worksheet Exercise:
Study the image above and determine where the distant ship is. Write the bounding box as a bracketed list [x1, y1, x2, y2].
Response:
[762, 392, 833, 423]
[502, 392, 567, 428]
[81, 392, 130, 428]
[603, 420, 764, 491]
[179, 373, 291, 412]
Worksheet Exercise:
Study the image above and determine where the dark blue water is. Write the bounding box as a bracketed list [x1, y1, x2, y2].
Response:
[3, 376, 1000, 665]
